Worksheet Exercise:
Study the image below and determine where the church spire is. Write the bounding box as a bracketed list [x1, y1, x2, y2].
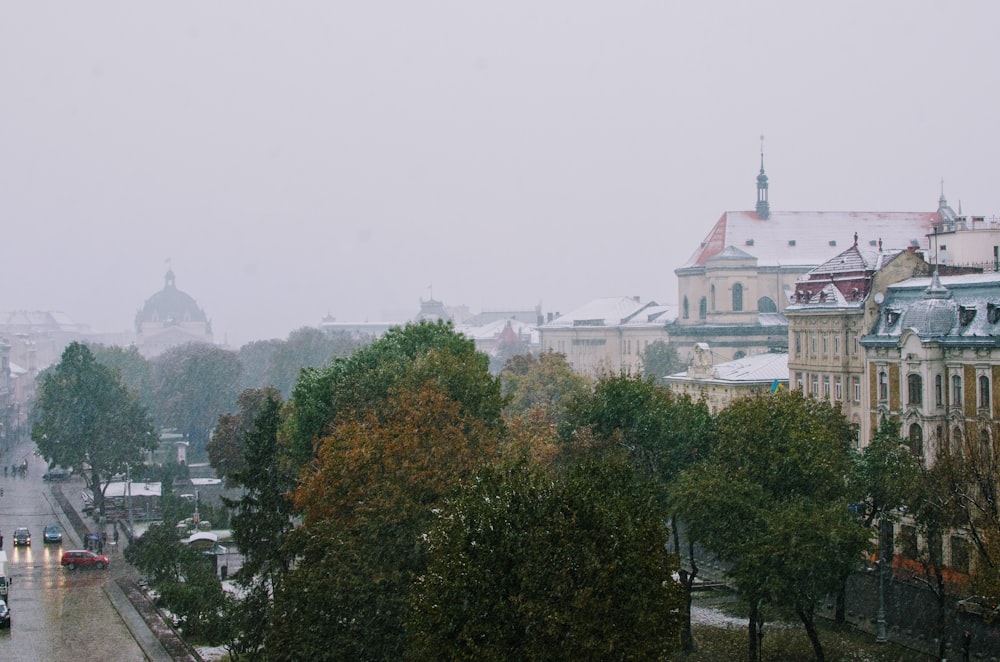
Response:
[756, 135, 770, 219]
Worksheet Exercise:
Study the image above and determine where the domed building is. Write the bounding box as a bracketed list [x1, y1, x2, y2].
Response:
[135, 270, 214, 357]
[862, 271, 1000, 463]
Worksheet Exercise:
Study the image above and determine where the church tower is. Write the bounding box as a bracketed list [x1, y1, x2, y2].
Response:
[756, 136, 770, 219]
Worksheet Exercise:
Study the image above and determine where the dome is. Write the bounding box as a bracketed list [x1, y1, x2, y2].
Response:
[136, 270, 208, 327]
[899, 272, 956, 337]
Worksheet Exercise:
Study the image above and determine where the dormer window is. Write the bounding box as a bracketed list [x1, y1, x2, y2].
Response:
[745, 239, 755, 246]
[788, 240, 797, 247]
[988, 303, 1000, 324]
[959, 306, 977, 327]
[886, 309, 901, 326]
[829, 240, 837, 247]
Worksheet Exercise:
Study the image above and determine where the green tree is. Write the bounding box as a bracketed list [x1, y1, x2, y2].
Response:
[559, 372, 714, 652]
[500, 351, 590, 426]
[32, 342, 159, 517]
[125, 521, 232, 642]
[237, 338, 283, 391]
[267, 382, 498, 660]
[640, 340, 684, 381]
[409, 458, 684, 661]
[222, 392, 296, 657]
[283, 319, 503, 471]
[89, 343, 155, 410]
[672, 390, 867, 662]
[264, 327, 363, 398]
[207, 387, 282, 484]
[152, 342, 242, 449]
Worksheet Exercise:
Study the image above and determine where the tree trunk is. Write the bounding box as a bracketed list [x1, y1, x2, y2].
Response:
[679, 538, 699, 653]
[91, 468, 105, 517]
[796, 603, 825, 662]
[748, 603, 760, 662]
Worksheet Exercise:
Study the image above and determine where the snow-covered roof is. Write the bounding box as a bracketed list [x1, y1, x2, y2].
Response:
[668, 351, 789, 385]
[101, 481, 162, 499]
[864, 272, 1000, 345]
[454, 317, 537, 343]
[541, 297, 673, 329]
[679, 210, 939, 271]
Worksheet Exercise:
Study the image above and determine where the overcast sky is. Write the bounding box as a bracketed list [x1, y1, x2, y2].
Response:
[3, 2, 998, 347]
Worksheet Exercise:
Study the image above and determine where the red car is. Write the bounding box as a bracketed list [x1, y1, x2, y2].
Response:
[60, 550, 110, 570]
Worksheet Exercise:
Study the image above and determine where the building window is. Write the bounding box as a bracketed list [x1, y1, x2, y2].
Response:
[908, 423, 924, 457]
[683, 296, 689, 319]
[980, 375, 991, 410]
[879, 371, 888, 401]
[732, 283, 743, 312]
[811, 334, 817, 355]
[823, 375, 830, 399]
[699, 297, 707, 319]
[794, 332, 801, 355]
[822, 335, 828, 355]
[834, 335, 840, 357]
[953, 375, 963, 406]
[795, 372, 804, 391]
[935, 374, 943, 406]
[758, 296, 777, 313]
[811, 374, 819, 395]
[710, 285, 716, 311]
[907, 374, 923, 407]
[853, 336, 859, 355]
[853, 376, 861, 403]
[835, 376, 842, 401]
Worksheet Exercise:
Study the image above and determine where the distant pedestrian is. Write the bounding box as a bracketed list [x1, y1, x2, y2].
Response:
[113, 528, 119, 545]
[963, 629, 972, 662]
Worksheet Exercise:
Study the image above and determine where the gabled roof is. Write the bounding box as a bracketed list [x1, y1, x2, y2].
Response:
[541, 297, 672, 329]
[679, 210, 939, 271]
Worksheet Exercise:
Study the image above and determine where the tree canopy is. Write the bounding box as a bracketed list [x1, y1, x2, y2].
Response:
[152, 342, 242, 448]
[409, 458, 684, 661]
[32, 342, 159, 516]
[672, 390, 866, 662]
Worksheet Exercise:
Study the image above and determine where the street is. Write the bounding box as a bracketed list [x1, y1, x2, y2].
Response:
[0, 443, 152, 661]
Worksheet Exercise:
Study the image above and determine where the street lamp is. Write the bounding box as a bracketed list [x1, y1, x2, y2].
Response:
[126, 463, 133, 538]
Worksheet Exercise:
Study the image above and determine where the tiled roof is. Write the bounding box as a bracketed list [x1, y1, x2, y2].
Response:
[680, 211, 939, 270]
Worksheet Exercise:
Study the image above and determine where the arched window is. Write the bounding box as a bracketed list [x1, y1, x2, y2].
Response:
[683, 296, 689, 319]
[733, 350, 746, 360]
[952, 426, 964, 455]
[908, 423, 923, 458]
[953, 375, 963, 405]
[699, 297, 707, 319]
[907, 374, 923, 407]
[732, 283, 743, 312]
[935, 374, 943, 406]
[878, 371, 888, 401]
[980, 375, 991, 410]
[757, 296, 777, 313]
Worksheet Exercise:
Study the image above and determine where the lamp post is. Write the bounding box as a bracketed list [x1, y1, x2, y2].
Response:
[126, 463, 134, 539]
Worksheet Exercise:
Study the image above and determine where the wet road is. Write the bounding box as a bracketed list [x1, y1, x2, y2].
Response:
[0, 446, 149, 661]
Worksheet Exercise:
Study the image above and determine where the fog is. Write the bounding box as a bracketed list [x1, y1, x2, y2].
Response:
[2, 2, 998, 347]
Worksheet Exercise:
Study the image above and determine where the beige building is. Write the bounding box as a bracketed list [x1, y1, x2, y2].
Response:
[669, 158, 946, 364]
[538, 297, 675, 377]
[861, 272, 1000, 462]
[665, 344, 788, 415]
[785, 242, 933, 447]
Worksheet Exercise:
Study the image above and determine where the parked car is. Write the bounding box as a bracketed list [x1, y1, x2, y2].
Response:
[60, 550, 109, 570]
[0, 598, 9, 628]
[11, 528, 30, 547]
[957, 595, 1000, 621]
[42, 468, 71, 481]
[42, 524, 63, 544]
